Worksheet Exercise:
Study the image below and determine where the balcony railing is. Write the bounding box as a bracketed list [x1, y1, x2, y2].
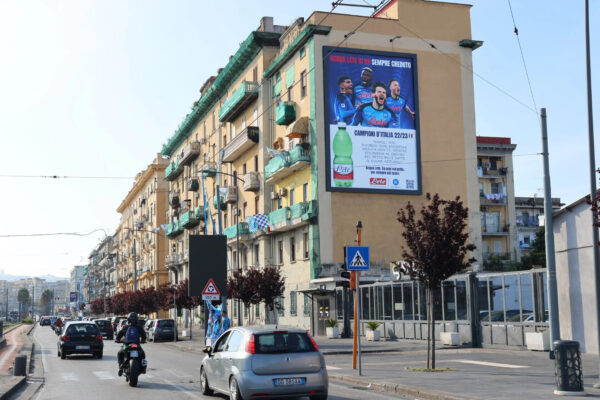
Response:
[289, 202, 309, 219]
[166, 220, 184, 238]
[223, 222, 250, 240]
[223, 126, 259, 162]
[187, 177, 199, 192]
[201, 162, 217, 178]
[218, 81, 259, 122]
[180, 210, 200, 229]
[178, 141, 201, 166]
[224, 186, 237, 204]
[482, 224, 510, 235]
[482, 252, 511, 261]
[480, 193, 507, 205]
[165, 253, 183, 267]
[194, 206, 205, 221]
[275, 101, 296, 125]
[213, 195, 227, 211]
[243, 171, 260, 192]
[265, 146, 310, 182]
[516, 217, 539, 227]
[165, 160, 184, 181]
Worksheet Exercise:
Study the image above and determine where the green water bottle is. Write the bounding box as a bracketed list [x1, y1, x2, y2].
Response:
[333, 123, 353, 187]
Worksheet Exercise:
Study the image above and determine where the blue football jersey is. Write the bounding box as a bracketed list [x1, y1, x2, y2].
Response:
[351, 103, 398, 128]
[386, 96, 414, 129]
[354, 84, 372, 107]
[334, 93, 356, 124]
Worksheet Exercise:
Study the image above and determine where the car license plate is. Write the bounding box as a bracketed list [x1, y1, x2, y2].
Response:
[130, 350, 139, 357]
[274, 377, 306, 387]
[76, 345, 90, 350]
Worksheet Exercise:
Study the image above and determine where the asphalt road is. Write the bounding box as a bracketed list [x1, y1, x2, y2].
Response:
[28, 326, 413, 400]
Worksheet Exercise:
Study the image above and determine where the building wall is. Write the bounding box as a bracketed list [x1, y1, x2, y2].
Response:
[554, 199, 598, 354]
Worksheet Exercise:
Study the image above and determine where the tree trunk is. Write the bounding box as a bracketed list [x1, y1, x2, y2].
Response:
[425, 288, 431, 369]
[431, 289, 436, 369]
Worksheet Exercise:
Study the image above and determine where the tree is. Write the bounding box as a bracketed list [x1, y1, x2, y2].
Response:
[39, 289, 54, 315]
[519, 227, 546, 268]
[90, 298, 104, 315]
[258, 267, 285, 324]
[17, 288, 30, 317]
[397, 193, 475, 369]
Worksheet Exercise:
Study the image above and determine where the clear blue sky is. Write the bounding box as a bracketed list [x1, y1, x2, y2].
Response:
[0, 0, 598, 278]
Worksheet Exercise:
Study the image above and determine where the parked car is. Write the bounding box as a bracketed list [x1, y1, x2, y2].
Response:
[149, 319, 176, 342]
[57, 321, 104, 359]
[144, 319, 156, 336]
[200, 326, 328, 400]
[115, 319, 128, 337]
[94, 318, 114, 340]
[111, 316, 126, 334]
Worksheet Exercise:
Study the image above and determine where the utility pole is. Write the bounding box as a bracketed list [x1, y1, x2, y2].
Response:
[352, 221, 363, 376]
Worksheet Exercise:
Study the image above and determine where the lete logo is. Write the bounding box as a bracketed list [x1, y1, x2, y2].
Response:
[370, 178, 387, 186]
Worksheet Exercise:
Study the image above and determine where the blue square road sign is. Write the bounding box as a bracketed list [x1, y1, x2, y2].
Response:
[346, 246, 370, 270]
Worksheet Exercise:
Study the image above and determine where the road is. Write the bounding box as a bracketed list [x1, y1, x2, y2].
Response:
[27, 326, 413, 400]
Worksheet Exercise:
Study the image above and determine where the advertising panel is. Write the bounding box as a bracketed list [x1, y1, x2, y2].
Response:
[323, 47, 421, 194]
[69, 292, 78, 303]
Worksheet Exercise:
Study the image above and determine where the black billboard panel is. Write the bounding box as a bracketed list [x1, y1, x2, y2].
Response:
[188, 235, 227, 297]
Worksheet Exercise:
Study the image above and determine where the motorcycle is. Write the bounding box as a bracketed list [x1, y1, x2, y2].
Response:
[117, 341, 147, 387]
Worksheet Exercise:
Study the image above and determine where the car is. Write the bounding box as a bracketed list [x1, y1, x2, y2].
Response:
[144, 319, 156, 335]
[57, 321, 104, 359]
[94, 318, 114, 340]
[200, 326, 328, 400]
[111, 316, 126, 333]
[39, 316, 51, 326]
[115, 319, 128, 337]
[149, 319, 176, 342]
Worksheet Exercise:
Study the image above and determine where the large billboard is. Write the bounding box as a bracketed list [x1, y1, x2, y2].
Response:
[323, 47, 421, 194]
[188, 235, 227, 297]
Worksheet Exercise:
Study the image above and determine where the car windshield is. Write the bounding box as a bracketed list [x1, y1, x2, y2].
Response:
[67, 324, 99, 335]
[255, 332, 315, 354]
[158, 320, 174, 328]
[95, 320, 110, 327]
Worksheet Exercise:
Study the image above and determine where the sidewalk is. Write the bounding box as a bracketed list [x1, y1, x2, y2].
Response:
[163, 327, 600, 400]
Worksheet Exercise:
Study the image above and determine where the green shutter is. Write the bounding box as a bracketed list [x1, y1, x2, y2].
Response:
[286, 65, 295, 88]
[272, 80, 282, 98]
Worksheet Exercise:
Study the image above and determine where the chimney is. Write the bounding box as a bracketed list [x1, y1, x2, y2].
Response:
[261, 16, 274, 33]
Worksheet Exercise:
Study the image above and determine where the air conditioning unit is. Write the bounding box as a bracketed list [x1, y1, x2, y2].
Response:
[200, 138, 207, 144]
[270, 191, 279, 200]
[278, 188, 288, 197]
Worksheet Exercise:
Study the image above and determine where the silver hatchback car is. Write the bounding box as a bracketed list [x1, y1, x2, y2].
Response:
[200, 326, 328, 400]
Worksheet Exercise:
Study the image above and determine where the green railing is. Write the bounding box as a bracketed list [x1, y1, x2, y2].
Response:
[165, 160, 183, 181]
[223, 222, 250, 239]
[213, 195, 227, 210]
[275, 101, 296, 125]
[301, 200, 318, 222]
[180, 210, 200, 229]
[194, 206, 205, 221]
[289, 202, 309, 219]
[289, 145, 310, 164]
[268, 207, 290, 225]
[219, 81, 259, 122]
[265, 152, 290, 180]
[166, 221, 184, 238]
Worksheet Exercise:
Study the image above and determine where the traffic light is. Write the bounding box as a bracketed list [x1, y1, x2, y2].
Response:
[340, 263, 356, 290]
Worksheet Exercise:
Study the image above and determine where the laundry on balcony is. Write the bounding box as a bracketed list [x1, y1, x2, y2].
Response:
[247, 214, 269, 232]
[485, 193, 506, 203]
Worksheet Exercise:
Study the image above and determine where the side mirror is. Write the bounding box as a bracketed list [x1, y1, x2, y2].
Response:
[202, 346, 212, 354]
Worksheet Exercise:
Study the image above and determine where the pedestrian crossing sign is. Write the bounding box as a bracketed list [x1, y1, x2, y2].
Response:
[346, 246, 370, 270]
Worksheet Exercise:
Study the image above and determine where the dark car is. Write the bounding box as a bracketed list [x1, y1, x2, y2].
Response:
[95, 318, 114, 340]
[39, 316, 51, 326]
[58, 321, 104, 359]
[150, 319, 176, 342]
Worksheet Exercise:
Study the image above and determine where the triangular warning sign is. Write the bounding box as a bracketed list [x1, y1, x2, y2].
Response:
[202, 279, 220, 296]
[350, 251, 367, 267]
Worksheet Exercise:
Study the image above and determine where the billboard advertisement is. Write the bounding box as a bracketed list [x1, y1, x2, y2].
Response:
[323, 47, 421, 194]
[69, 292, 78, 302]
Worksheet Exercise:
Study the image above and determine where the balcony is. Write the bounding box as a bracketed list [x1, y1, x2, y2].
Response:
[166, 221, 184, 238]
[187, 177, 199, 192]
[213, 195, 227, 211]
[178, 141, 201, 166]
[478, 166, 508, 178]
[169, 192, 180, 207]
[516, 217, 539, 227]
[165, 160, 184, 181]
[480, 193, 507, 205]
[223, 126, 259, 162]
[224, 186, 237, 204]
[165, 253, 183, 268]
[201, 162, 217, 178]
[265, 145, 311, 183]
[289, 202, 309, 219]
[218, 81, 259, 122]
[243, 171, 260, 192]
[180, 210, 200, 229]
[483, 252, 511, 261]
[482, 224, 510, 235]
[223, 222, 250, 240]
[275, 101, 296, 125]
[268, 207, 290, 230]
[194, 206, 205, 221]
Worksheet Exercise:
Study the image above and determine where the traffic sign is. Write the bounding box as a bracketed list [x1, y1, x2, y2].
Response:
[346, 246, 370, 270]
[202, 279, 221, 301]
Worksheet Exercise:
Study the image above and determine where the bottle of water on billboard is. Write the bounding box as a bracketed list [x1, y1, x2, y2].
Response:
[333, 122, 353, 187]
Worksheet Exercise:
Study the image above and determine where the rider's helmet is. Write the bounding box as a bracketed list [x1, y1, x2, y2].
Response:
[127, 312, 138, 325]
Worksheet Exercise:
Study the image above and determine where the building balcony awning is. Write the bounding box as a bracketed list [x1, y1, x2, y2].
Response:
[223, 126, 259, 163]
[286, 116, 309, 138]
[219, 81, 259, 122]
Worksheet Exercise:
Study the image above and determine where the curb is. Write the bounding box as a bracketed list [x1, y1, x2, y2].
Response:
[328, 373, 479, 400]
[0, 376, 27, 400]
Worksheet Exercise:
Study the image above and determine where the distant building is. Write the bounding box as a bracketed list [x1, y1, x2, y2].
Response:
[70, 266, 86, 312]
[515, 196, 563, 260]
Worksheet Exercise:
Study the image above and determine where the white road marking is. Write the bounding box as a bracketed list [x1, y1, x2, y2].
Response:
[59, 372, 79, 381]
[93, 370, 116, 380]
[446, 359, 529, 369]
[327, 365, 341, 370]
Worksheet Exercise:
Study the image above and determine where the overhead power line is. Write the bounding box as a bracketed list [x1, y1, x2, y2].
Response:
[0, 174, 134, 180]
[0, 229, 109, 238]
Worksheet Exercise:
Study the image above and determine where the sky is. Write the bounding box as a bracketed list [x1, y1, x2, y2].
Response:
[0, 0, 598, 278]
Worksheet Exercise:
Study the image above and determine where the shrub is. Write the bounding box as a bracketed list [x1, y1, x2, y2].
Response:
[366, 321, 381, 331]
[325, 319, 338, 328]
[21, 318, 33, 324]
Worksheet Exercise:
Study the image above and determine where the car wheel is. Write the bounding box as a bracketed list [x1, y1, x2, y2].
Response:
[97, 352, 103, 359]
[229, 377, 244, 400]
[200, 368, 213, 395]
[60, 351, 66, 360]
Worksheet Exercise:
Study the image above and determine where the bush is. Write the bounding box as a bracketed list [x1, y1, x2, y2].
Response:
[21, 318, 33, 324]
[325, 319, 338, 328]
[366, 321, 381, 331]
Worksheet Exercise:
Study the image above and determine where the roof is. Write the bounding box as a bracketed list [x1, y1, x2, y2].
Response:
[553, 193, 594, 219]
[228, 325, 308, 334]
[477, 136, 511, 145]
[515, 197, 564, 208]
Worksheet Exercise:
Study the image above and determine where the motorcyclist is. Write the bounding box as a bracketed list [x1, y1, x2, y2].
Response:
[116, 312, 146, 376]
[54, 317, 63, 333]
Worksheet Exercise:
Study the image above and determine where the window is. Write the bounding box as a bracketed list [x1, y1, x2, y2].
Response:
[242, 163, 247, 175]
[277, 295, 284, 316]
[277, 197, 282, 209]
[287, 86, 293, 102]
[254, 155, 259, 171]
[233, 300, 238, 318]
[212, 112, 216, 131]
[226, 330, 244, 352]
[290, 236, 296, 262]
[243, 202, 247, 219]
[253, 66, 258, 82]
[241, 117, 246, 130]
[304, 294, 311, 316]
[223, 134, 227, 146]
[300, 47, 306, 58]
[255, 303, 260, 317]
[278, 240, 283, 264]
[203, 122, 206, 139]
[242, 248, 248, 268]
[244, 304, 248, 317]
[233, 250, 237, 269]
[303, 232, 309, 259]
[231, 124, 236, 138]
[253, 108, 258, 125]
[290, 291, 297, 316]
[289, 188, 295, 206]
[300, 70, 307, 98]
[254, 244, 259, 266]
[303, 183, 308, 202]
[255, 196, 259, 214]
[214, 331, 231, 353]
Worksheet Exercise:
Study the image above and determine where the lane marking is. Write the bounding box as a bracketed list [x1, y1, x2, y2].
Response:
[327, 365, 341, 370]
[93, 370, 116, 380]
[446, 359, 529, 369]
[59, 372, 79, 381]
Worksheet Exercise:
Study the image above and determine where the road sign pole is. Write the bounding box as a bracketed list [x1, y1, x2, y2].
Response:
[356, 222, 362, 376]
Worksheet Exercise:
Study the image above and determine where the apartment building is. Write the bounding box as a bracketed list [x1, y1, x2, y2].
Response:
[476, 136, 518, 263]
[515, 196, 562, 260]
[160, 0, 481, 334]
[116, 154, 170, 300]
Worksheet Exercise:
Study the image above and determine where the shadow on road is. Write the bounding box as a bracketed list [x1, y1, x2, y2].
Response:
[133, 380, 201, 393]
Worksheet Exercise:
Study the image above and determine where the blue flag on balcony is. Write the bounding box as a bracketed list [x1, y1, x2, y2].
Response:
[247, 214, 269, 232]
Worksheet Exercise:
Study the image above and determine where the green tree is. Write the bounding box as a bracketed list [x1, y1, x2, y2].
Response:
[397, 193, 476, 370]
[39, 289, 54, 315]
[17, 288, 30, 317]
[519, 227, 546, 269]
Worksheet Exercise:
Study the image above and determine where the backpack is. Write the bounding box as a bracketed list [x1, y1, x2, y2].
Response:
[125, 325, 140, 344]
